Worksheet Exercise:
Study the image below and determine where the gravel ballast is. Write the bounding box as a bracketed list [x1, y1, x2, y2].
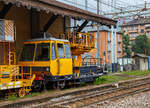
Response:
[89, 90, 150, 108]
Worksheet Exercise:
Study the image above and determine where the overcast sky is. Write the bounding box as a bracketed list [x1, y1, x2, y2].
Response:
[57, 0, 149, 15]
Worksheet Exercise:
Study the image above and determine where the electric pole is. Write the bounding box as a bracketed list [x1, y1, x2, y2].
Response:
[85, 0, 88, 10]
[73, 0, 77, 31]
[97, 0, 100, 64]
[97, 0, 100, 15]
[111, 25, 114, 72]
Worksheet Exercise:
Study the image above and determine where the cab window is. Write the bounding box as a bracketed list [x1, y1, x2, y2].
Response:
[35, 43, 50, 61]
[20, 44, 35, 61]
[52, 43, 56, 60]
[57, 43, 65, 58]
[64, 44, 71, 58]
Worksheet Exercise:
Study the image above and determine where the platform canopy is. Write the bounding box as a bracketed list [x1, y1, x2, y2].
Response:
[0, 0, 117, 27]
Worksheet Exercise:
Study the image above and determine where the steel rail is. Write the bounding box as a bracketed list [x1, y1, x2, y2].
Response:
[1, 76, 150, 108]
[28, 78, 150, 108]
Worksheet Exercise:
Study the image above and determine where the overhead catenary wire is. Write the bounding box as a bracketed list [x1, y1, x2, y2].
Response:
[57, 0, 150, 20]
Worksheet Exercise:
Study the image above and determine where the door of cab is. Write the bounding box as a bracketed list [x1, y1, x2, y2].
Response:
[56, 42, 72, 76]
[50, 42, 58, 76]
[50, 42, 72, 76]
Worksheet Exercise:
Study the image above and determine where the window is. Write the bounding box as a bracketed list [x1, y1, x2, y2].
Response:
[96, 52, 98, 58]
[94, 41, 97, 48]
[134, 26, 137, 30]
[107, 43, 111, 51]
[57, 43, 65, 58]
[118, 35, 120, 40]
[95, 33, 98, 38]
[52, 43, 56, 60]
[35, 43, 50, 61]
[107, 54, 110, 59]
[108, 32, 111, 42]
[130, 26, 137, 30]
[118, 44, 121, 51]
[141, 29, 144, 33]
[64, 44, 71, 58]
[20, 44, 35, 61]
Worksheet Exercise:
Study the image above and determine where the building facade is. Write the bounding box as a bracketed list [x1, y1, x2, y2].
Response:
[88, 30, 123, 65]
[121, 17, 150, 41]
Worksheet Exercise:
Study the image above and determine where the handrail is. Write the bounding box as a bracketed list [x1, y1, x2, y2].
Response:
[60, 32, 95, 49]
[0, 65, 34, 84]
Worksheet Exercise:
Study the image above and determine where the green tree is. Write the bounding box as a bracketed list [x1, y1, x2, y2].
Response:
[122, 33, 131, 57]
[132, 34, 150, 56]
[147, 38, 150, 55]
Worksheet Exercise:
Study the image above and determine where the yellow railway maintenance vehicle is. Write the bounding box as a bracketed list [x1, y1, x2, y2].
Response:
[0, 19, 103, 97]
[0, 20, 35, 97]
[18, 32, 103, 90]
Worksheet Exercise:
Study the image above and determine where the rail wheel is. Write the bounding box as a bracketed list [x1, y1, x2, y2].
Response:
[59, 81, 65, 89]
[18, 88, 26, 97]
[52, 83, 57, 89]
[53, 81, 65, 89]
[32, 81, 43, 92]
[8, 89, 13, 98]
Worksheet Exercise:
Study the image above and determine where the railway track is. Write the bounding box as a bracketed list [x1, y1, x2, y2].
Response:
[1, 76, 150, 108]
[31, 79, 150, 108]
[87, 86, 150, 108]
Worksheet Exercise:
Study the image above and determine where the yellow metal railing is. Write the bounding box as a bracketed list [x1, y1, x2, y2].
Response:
[0, 65, 33, 81]
[60, 32, 95, 49]
[9, 52, 16, 65]
[0, 65, 35, 89]
[0, 65, 18, 81]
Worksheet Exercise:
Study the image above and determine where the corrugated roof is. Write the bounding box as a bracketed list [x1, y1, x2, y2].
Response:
[122, 17, 150, 27]
[0, 0, 117, 26]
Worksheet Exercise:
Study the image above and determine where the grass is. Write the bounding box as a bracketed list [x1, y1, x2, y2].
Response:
[8, 95, 17, 101]
[7, 90, 61, 101]
[24, 92, 40, 98]
[94, 75, 129, 85]
[7, 92, 40, 101]
[94, 70, 150, 85]
[123, 70, 150, 76]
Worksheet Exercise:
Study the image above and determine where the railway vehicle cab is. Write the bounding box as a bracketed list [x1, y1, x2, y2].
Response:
[18, 34, 73, 89]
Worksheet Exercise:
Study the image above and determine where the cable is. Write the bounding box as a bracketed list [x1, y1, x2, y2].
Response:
[57, 0, 150, 20]
[58, 0, 106, 14]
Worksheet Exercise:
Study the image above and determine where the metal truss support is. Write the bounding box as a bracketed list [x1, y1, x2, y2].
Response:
[77, 20, 88, 32]
[42, 15, 58, 32]
[0, 3, 13, 19]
